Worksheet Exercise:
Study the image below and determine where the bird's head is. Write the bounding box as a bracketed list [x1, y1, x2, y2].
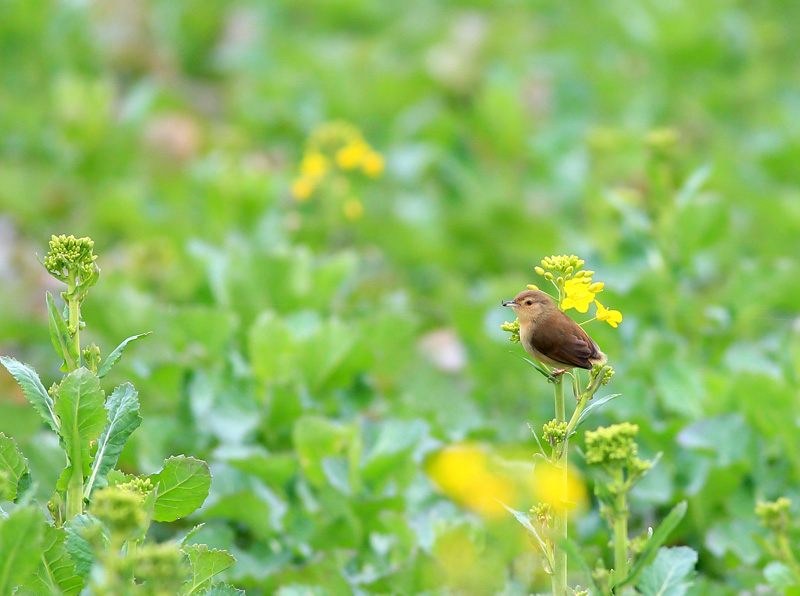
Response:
[502, 290, 555, 322]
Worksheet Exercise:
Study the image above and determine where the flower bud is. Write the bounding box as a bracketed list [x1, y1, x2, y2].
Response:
[90, 486, 146, 539]
[573, 271, 586, 278]
[556, 277, 564, 285]
[544, 272, 554, 281]
[588, 282, 605, 293]
[534, 266, 545, 276]
[584, 270, 595, 277]
[526, 284, 539, 291]
[565, 266, 573, 275]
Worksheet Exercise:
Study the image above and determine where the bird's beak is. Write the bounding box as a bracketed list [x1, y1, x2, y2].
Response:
[502, 300, 517, 307]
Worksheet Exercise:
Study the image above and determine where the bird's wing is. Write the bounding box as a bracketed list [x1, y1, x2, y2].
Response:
[529, 311, 602, 370]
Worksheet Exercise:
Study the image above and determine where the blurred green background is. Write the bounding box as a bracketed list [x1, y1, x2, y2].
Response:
[2, 0, 800, 594]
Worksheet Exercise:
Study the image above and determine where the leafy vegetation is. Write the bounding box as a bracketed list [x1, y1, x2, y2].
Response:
[1, 1, 800, 594]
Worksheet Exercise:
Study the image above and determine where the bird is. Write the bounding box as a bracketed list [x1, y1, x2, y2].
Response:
[502, 289, 606, 375]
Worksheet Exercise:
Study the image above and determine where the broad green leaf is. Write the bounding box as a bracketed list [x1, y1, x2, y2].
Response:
[149, 456, 211, 522]
[198, 584, 245, 596]
[85, 383, 141, 496]
[0, 356, 59, 432]
[46, 292, 78, 372]
[618, 500, 688, 588]
[248, 311, 295, 382]
[64, 514, 106, 578]
[179, 524, 206, 547]
[97, 332, 152, 378]
[636, 546, 697, 596]
[21, 525, 83, 596]
[182, 544, 236, 595]
[764, 561, 798, 589]
[54, 369, 107, 491]
[0, 505, 46, 595]
[292, 415, 354, 487]
[0, 432, 29, 501]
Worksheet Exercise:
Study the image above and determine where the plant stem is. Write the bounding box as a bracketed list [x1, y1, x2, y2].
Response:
[612, 468, 629, 585]
[67, 273, 80, 372]
[778, 533, 800, 582]
[65, 272, 84, 519]
[552, 377, 568, 596]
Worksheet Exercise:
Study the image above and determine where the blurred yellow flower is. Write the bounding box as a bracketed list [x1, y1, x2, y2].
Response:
[342, 197, 364, 221]
[561, 278, 601, 313]
[361, 151, 385, 177]
[534, 461, 588, 514]
[427, 444, 514, 518]
[595, 300, 622, 328]
[300, 152, 329, 179]
[291, 177, 314, 201]
[336, 141, 369, 170]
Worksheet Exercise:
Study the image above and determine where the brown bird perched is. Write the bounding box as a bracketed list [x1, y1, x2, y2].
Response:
[503, 289, 606, 375]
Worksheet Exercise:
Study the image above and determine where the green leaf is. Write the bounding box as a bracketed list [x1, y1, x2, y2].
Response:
[97, 332, 152, 378]
[54, 369, 107, 491]
[618, 500, 688, 588]
[46, 292, 78, 372]
[182, 544, 236, 595]
[636, 546, 697, 596]
[21, 525, 83, 596]
[197, 584, 245, 596]
[292, 415, 354, 487]
[558, 537, 600, 594]
[248, 311, 295, 383]
[0, 356, 59, 432]
[0, 432, 29, 501]
[178, 524, 206, 547]
[574, 393, 622, 431]
[85, 383, 142, 497]
[764, 561, 799, 589]
[64, 514, 105, 578]
[149, 456, 211, 522]
[0, 505, 46, 595]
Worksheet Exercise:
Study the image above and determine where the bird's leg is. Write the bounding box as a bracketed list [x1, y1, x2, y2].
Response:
[551, 368, 568, 376]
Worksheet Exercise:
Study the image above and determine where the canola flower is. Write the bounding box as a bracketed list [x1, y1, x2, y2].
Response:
[502, 254, 623, 343]
[290, 122, 384, 219]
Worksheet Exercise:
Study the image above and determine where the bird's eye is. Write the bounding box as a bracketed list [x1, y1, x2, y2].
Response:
[525, 300, 533, 305]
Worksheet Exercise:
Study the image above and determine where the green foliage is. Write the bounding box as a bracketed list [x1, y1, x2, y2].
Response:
[636, 547, 698, 596]
[1, 1, 800, 593]
[149, 456, 212, 523]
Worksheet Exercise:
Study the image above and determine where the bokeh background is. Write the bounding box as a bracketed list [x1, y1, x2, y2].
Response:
[2, 0, 800, 594]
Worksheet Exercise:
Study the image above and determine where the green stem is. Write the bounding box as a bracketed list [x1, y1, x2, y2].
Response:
[552, 378, 568, 596]
[67, 273, 81, 372]
[778, 533, 800, 582]
[65, 272, 84, 519]
[612, 468, 629, 586]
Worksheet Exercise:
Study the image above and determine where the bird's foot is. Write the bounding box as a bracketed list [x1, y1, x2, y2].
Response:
[551, 368, 568, 376]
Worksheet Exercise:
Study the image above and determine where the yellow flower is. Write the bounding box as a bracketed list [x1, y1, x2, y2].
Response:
[595, 300, 622, 328]
[426, 444, 514, 518]
[300, 152, 329, 179]
[291, 177, 314, 201]
[361, 151, 384, 177]
[335, 141, 369, 170]
[342, 197, 364, 221]
[534, 461, 588, 515]
[560, 278, 601, 313]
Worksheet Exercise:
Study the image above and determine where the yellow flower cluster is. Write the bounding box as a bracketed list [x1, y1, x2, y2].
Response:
[291, 122, 384, 220]
[426, 443, 588, 518]
[532, 254, 623, 328]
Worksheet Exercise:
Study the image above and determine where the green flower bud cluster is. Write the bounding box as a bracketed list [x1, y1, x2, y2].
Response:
[542, 419, 568, 447]
[585, 423, 650, 477]
[574, 589, 589, 596]
[530, 502, 553, 526]
[756, 497, 792, 533]
[132, 543, 187, 596]
[44, 235, 98, 283]
[537, 254, 585, 275]
[117, 476, 154, 498]
[83, 344, 101, 372]
[592, 363, 615, 386]
[90, 486, 147, 539]
[645, 127, 679, 155]
[501, 319, 520, 343]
